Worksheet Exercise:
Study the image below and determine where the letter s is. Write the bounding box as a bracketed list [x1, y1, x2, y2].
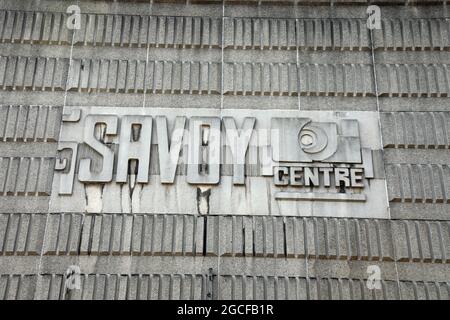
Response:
[78, 115, 118, 183]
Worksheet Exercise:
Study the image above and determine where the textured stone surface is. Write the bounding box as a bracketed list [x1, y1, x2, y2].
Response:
[0, 0, 449, 300]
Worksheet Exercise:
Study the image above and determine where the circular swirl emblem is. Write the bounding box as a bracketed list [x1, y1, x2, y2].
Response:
[298, 124, 329, 154]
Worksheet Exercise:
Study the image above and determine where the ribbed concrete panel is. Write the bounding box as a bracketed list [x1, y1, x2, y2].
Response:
[0, 10, 72, 45]
[298, 63, 375, 96]
[219, 216, 395, 261]
[2, 272, 216, 300]
[0, 275, 38, 300]
[72, 14, 221, 48]
[67, 59, 221, 94]
[0, 56, 68, 91]
[42, 214, 210, 256]
[373, 19, 450, 51]
[223, 62, 375, 96]
[374, 0, 450, 224]
[0, 157, 55, 196]
[0, 56, 221, 94]
[381, 112, 450, 149]
[0, 10, 222, 48]
[219, 276, 402, 300]
[35, 274, 212, 300]
[0, 213, 439, 264]
[223, 18, 371, 50]
[376, 64, 450, 97]
[6, 11, 449, 52]
[0, 105, 62, 142]
[220, 275, 450, 300]
[34, 214, 450, 263]
[399, 280, 450, 300]
[391, 220, 450, 263]
[33, 0, 450, 5]
[1, 273, 448, 300]
[0, 214, 46, 256]
[385, 164, 450, 203]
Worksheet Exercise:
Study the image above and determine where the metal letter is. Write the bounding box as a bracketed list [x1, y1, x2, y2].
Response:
[223, 117, 255, 185]
[55, 141, 78, 195]
[304, 167, 320, 186]
[335, 168, 350, 187]
[289, 167, 303, 186]
[78, 115, 118, 183]
[187, 117, 221, 185]
[319, 167, 333, 187]
[351, 168, 365, 187]
[156, 116, 186, 184]
[116, 116, 152, 183]
[274, 167, 289, 186]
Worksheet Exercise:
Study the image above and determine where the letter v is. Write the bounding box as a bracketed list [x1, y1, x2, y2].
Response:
[156, 116, 186, 184]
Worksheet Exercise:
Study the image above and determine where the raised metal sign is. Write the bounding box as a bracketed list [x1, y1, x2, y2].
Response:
[50, 107, 389, 218]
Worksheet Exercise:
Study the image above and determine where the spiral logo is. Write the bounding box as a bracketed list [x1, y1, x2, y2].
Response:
[299, 124, 329, 154]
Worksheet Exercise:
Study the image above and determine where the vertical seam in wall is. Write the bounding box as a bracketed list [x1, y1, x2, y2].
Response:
[61, 26, 77, 301]
[369, 24, 402, 300]
[220, 1, 225, 112]
[62, 35, 75, 108]
[296, 15, 301, 112]
[143, 1, 154, 109]
[370, 27, 390, 215]
[215, 0, 226, 300]
[37, 4, 78, 299]
[294, 3, 309, 298]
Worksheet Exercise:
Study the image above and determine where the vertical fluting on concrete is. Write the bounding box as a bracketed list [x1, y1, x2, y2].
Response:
[369, 21, 402, 300]
[0, 0, 449, 300]
[35, 2, 78, 299]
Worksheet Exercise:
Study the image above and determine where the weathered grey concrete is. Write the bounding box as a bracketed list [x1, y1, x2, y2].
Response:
[0, 0, 449, 300]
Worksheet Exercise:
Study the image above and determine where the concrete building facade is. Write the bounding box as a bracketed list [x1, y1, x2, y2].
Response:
[0, 0, 449, 300]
